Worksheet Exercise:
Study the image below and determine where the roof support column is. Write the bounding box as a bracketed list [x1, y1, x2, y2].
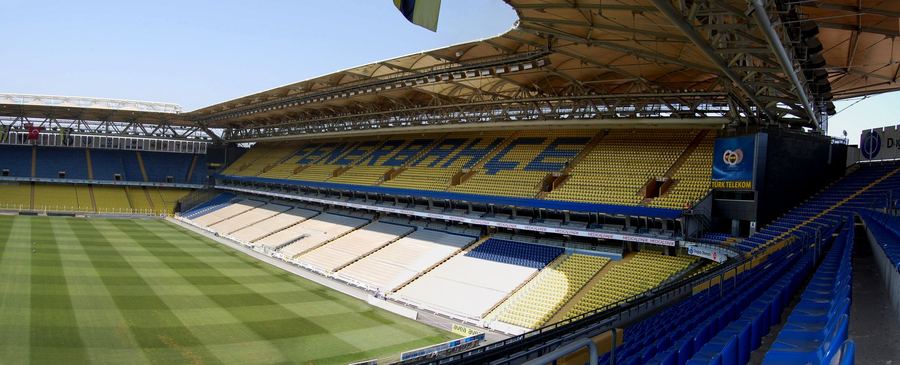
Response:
[748, 0, 821, 129]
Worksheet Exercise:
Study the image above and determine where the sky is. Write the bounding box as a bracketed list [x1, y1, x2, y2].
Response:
[0, 0, 893, 145]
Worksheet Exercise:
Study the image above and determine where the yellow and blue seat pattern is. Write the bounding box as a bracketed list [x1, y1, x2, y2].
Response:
[223, 129, 715, 214]
[0, 183, 190, 214]
[490, 253, 610, 329]
[564, 251, 697, 319]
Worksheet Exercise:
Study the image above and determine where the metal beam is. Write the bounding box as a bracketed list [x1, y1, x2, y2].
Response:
[517, 24, 721, 75]
[513, 3, 659, 12]
[802, 2, 900, 19]
[522, 338, 598, 365]
[221, 93, 732, 141]
[192, 51, 551, 124]
[0, 115, 211, 141]
[813, 21, 900, 37]
[519, 16, 689, 41]
[228, 117, 729, 143]
[749, 0, 820, 128]
[647, 0, 776, 123]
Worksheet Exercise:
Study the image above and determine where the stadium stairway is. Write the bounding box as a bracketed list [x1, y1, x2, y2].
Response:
[277, 213, 372, 259]
[760, 224, 854, 364]
[562, 251, 697, 320]
[548, 255, 620, 324]
[297, 221, 416, 273]
[857, 210, 900, 276]
[471, 240, 567, 318]
[856, 209, 900, 327]
[660, 130, 710, 180]
[488, 253, 611, 329]
[327, 228, 409, 272]
[186, 155, 198, 183]
[143, 187, 157, 212]
[87, 185, 97, 212]
[390, 234, 488, 294]
[135, 152, 149, 181]
[246, 209, 323, 245]
[85, 149, 94, 180]
[535, 131, 608, 199]
[31, 146, 36, 177]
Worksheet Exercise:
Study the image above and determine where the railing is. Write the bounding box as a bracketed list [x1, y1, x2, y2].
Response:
[0, 176, 205, 189]
[213, 180, 682, 247]
[0, 127, 210, 147]
[0, 203, 172, 217]
[178, 189, 220, 212]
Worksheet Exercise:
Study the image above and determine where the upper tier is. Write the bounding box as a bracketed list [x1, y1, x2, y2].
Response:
[0, 145, 206, 185]
[220, 129, 715, 214]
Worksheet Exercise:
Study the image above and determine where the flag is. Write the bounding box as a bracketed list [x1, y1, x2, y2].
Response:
[26, 123, 42, 141]
[394, 0, 441, 32]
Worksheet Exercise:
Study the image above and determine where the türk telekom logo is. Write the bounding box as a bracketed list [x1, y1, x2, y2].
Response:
[861, 131, 881, 159]
[722, 149, 744, 167]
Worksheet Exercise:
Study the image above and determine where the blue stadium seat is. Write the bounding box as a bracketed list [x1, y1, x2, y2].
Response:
[465, 238, 563, 269]
[859, 210, 900, 273]
[0, 145, 32, 177]
[140, 151, 196, 183]
[90, 149, 129, 181]
[35, 147, 89, 179]
[762, 225, 854, 365]
[181, 193, 236, 219]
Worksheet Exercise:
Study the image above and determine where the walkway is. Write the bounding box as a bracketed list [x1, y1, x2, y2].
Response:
[850, 222, 900, 364]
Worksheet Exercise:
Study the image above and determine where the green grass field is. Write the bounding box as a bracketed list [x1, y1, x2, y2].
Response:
[0, 215, 456, 364]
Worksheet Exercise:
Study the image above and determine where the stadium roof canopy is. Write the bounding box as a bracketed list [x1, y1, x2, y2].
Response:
[2, 0, 899, 142]
[0, 94, 209, 141]
[797, 1, 900, 99]
[0, 93, 186, 123]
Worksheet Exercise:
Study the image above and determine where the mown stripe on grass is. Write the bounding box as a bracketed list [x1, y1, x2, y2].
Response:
[71, 218, 225, 365]
[116, 219, 363, 361]
[0, 216, 13, 261]
[29, 216, 90, 364]
[49, 218, 152, 364]
[136, 219, 457, 362]
[90, 219, 291, 365]
[159, 222, 300, 285]
[0, 216, 30, 364]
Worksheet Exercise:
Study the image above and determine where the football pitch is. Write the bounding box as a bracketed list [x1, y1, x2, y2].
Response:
[0, 215, 456, 364]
